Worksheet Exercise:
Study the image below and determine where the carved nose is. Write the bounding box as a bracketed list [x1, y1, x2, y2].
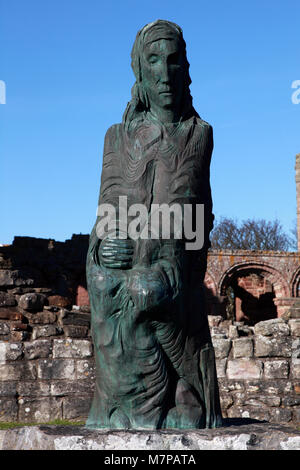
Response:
[160, 62, 171, 83]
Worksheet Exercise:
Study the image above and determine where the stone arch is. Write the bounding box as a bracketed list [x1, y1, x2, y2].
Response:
[204, 271, 217, 297]
[218, 262, 290, 324]
[291, 266, 300, 297]
[218, 262, 290, 297]
[204, 271, 222, 316]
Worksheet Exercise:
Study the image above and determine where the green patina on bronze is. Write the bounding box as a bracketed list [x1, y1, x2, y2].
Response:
[85, 20, 223, 430]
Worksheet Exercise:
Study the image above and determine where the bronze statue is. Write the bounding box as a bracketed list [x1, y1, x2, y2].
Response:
[85, 20, 222, 430]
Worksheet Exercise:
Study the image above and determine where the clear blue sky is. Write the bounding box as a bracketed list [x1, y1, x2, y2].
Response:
[1, 0, 299, 245]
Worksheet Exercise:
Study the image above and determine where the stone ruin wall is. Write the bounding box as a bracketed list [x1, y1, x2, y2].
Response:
[0, 236, 299, 425]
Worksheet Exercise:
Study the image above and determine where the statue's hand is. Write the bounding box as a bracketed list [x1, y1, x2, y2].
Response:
[99, 237, 134, 269]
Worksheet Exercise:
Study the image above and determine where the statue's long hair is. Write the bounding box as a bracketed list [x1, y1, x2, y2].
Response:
[122, 20, 199, 129]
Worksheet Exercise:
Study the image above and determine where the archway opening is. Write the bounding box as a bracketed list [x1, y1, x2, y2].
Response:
[222, 268, 280, 325]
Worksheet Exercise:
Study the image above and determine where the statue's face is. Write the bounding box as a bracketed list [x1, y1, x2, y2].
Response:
[141, 37, 185, 117]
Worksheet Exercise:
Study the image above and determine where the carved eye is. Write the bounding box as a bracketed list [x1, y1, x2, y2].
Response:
[148, 54, 159, 64]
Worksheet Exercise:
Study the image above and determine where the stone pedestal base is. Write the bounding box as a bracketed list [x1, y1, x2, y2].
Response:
[1, 420, 300, 450]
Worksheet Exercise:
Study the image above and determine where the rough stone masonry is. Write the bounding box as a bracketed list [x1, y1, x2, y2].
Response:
[0, 236, 299, 425]
[0, 294, 299, 424]
[0, 154, 299, 426]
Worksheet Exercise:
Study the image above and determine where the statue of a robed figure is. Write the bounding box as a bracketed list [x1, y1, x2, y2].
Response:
[86, 20, 222, 430]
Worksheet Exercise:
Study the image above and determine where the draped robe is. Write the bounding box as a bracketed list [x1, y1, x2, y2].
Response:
[85, 112, 222, 429]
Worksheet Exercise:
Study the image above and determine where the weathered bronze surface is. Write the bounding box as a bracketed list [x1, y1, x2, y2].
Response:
[86, 20, 222, 429]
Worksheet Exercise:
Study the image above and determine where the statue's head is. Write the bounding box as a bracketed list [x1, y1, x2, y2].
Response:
[123, 20, 197, 127]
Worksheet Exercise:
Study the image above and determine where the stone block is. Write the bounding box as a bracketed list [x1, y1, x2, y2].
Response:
[264, 360, 289, 379]
[245, 382, 261, 394]
[0, 322, 10, 336]
[246, 378, 292, 396]
[18, 397, 62, 423]
[232, 391, 246, 406]
[210, 327, 227, 338]
[0, 292, 17, 307]
[62, 397, 91, 419]
[0, 362, 36, 381]
[53, 339, 93, 359]
[289, 319, 300, 337]
[78, 305, 91, 313]
[286, 302, 300, 319]
[48, 295, 72, 308]
[219, 393, 234, 411]
[254, 336, 272, 357]
[50, 380, 93, 397]
[10, 331, 29, 342]
[10, 287, 32, 294]
[0, 398, 18, 421]
[292, 339, 300, 358]
[0, 270, 19, 287]
[63, 325, 89, 338]
[254, 395, 281, 407]
[0, 308, 26, 321]
[293, 382, 300, 395]
[243, 395, 281, 407]
[76, 359, 95, 380]
[227, 359, 263, 380]
[254, 318, 290, 337]
[232, 338, 253, 358]
[228, 325, 239, 339]
[0, 270, 34, 287]
[207, 315, 223, 328]
[282, 396, 300, 407]
[32, 325, 63, 340]
[27, 311, 57, 324]
[291, 359, 300, 379]
[254, 335, 292, 357]
[0, 381, 17, 397]
[292, 408, 300, 423]
[226, 405, 270, 422]
[215, 359, 227, 378]
[290, 309, 300, 319]
[0, 342, 23, 362]
[18, 293, 46, 311]
[211, 337, 231, 359]
[236, 325, 253, 337]
[17, 381, 50, 397]
[58, 311, 90, 327]
[269, 408, 292, 423]
[218, 380, 244, 393]
[10, 321, 30, 332]
[37, 359, 75, 380]
[24, 339, 52, 359]
[44, 305, 59, 312]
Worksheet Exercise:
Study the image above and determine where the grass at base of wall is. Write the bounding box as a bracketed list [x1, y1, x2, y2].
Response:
[0, 420, 85, 430]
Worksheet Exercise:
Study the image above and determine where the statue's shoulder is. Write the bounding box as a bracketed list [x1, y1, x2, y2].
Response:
[193, 116, 213, 135]
[185, 116, 213, 158]
[103, 123, 125, 154]
[104, 123, 123, 140]
[190, 117, 213, 150]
